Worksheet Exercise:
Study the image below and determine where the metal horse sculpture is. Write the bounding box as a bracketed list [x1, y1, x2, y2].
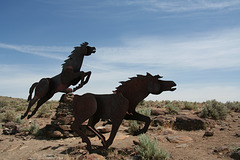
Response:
[21, 42, 96, 119]
[71, 73, 176, 151]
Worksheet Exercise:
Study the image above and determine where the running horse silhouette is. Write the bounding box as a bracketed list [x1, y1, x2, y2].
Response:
[71, 73, 176, 151]
[21, 42, 96, 119]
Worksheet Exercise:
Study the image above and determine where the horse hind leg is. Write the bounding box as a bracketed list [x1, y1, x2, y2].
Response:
[27, 93, 54, 119]
[21, 96, 39, 119]
[23, 78, 50, 119]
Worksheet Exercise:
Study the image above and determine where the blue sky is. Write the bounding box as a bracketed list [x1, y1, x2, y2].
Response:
[1, 0, 240, 102]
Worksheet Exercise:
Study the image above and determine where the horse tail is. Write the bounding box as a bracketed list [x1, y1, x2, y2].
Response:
[27, 82, 39, 101]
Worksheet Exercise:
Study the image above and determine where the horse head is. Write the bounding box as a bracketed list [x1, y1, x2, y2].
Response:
[74, 42, 96, 56]
[146, 72, 176, 95]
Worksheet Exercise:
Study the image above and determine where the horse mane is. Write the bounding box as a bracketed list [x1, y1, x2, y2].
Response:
[62, 42, 88, 68]
[115, 73, 151, 93]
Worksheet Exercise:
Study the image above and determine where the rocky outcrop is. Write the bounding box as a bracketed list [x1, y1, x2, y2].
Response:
[174, 115, 206, 131]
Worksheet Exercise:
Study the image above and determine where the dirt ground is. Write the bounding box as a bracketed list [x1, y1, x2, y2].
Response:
[0, 108, 240, 160]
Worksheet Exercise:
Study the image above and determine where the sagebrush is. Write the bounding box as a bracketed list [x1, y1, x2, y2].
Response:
[200, 100, 229, 120]
[136, 134, 169, 160]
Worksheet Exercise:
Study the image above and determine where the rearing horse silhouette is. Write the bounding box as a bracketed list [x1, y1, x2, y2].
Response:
[21, 42, 96, 119]
[71, 73, 176, 151]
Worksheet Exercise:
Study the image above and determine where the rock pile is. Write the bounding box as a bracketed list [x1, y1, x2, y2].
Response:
[42, 93, 76, 138]
[42, 93, 95, 138]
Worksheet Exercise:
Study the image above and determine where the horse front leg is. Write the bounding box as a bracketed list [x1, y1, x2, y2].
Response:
[72, 71, 91, 92]
[124, 112, 151, 136]
[82, 71, 91, 85]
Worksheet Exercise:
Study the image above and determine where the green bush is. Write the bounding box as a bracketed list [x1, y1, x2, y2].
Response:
[137, 107, 151, 117]
[0, 110, 16, 122]
[29, 121, 40, 135]
[200, 100, 229, 120]
[128, 120, 140, 134]
[15, 115, 25, 124]
[166, 104, 180, 115]
[183, 101, 198, 111]
[136, 134, 169, 160]
[21, 120, 40, 135]
[225, 101, 240, 112]
[37, 104, 52, 118]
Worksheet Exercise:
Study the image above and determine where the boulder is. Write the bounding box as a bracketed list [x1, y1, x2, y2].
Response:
[174, 115, 206, 131]
[51, 131, 63, 138]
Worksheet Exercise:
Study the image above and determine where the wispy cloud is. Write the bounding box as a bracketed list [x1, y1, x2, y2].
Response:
[125, 0, 240, 12]
[94, 27, 240, 71]
[2, 27, 240, 73]
[0, 42, 69, 60]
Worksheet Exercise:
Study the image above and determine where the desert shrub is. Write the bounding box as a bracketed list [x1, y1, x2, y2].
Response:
[171, 100, 182, 108]
[0, 100, 8, 108]
[37, 104, 52, 118]
[0, 110, 16, 122]
[29, 120, 40, 135]
[137, 107, 151, 117]
[15, 104, 27, 111]
[128, 120, 140, 134]
[21, 121, 40, 135]
[200, 100, 229, 120]
[183, 101, 198, 111]
[166, 104, 180, 115]
[225, 101, 240, 112]
[136, 134, 169, 160]
[15, 115, 25, 124]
